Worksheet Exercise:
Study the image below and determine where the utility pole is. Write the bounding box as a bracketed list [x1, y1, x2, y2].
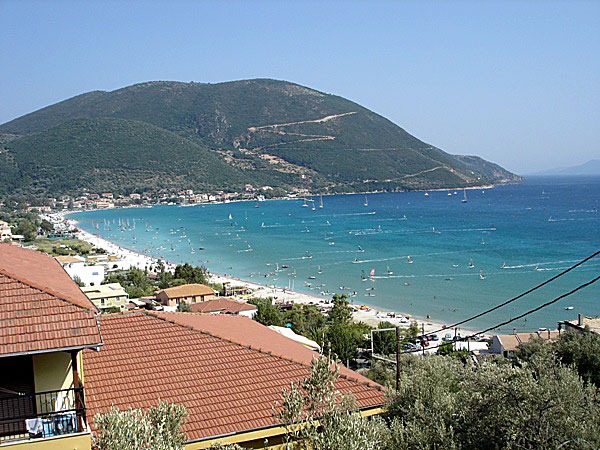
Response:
[422, 323, 425, 355]
[396, 326, 401, 390]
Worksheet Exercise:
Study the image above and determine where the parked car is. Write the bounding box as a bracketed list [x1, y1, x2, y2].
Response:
[430, 333, 439, 341]
[442, 333, 453, 342]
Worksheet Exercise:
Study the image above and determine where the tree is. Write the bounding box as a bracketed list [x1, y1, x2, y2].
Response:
[72, 275, 85, 287]
[372, 321, 396, 356]
[173, 263, 208, 285]
[177, 302, 192, 312]
[277, 353, 388, 450]
[249, 297, 284, 326]
[326, 323, 357, 367]
[14, 218, 37, 241]
[93, 401, 186, 449]
[286, 304, 326, 344]
[328, 294, 352, 325]
[386, 352, 600, 449]
[40, 219, 53, 233]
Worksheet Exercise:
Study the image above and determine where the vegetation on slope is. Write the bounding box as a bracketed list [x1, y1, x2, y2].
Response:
[0, 79, 519, 197]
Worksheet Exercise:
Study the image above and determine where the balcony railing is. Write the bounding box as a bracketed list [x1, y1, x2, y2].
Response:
[0, 387, 86, 443]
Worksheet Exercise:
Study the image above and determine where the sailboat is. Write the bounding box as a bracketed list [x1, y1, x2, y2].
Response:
[353, 257, 360, 264]
[461, 189, 467, 203]
[480, 269, 485, 280]
[407, 256, 413, 264]
[501, 262, 507, 269]
[369, 269, 375, 279]
[364, 196, 368, 207]
[387, 266, 393, 275]
[317, 266, 322, 274]
[361, 270, 367, 282]
[319, 196, 324, 209]
[228, 213, 233, 220]
[469, 257, 474, 268]
[358, 246, 364, 253]
[302, 198, 308, 208]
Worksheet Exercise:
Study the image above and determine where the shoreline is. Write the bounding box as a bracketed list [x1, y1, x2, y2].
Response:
[57, 211, 481, 337]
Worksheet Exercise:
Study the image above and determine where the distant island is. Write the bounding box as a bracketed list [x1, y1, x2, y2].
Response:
[0, 79, 520, 199]
[533, 159, 600, 176]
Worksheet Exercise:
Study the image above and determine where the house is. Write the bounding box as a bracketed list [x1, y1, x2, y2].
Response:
[489, 329, 559, 358]
[81, 283, 129, 311]
[558, 314, 600, 335]
[55, 255, 105, 287]
[0, 221, 12, 241]
[189, 298, 257, 318]
[0, 243, 102, 448]
[83, 312, 385, 448]
[155, 283, 216, 308]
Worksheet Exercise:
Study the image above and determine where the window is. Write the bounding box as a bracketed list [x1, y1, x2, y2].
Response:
[100, 298, 105, 305]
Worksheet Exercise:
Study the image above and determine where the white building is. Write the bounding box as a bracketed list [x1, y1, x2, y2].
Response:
[81, 283, 129, 310]
[0, 221, 12, 241]
[55, 255, 105, 286]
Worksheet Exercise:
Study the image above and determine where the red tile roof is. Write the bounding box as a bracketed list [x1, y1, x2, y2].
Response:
[189, 298, 257, 314]
[0, 244, 102, 356]
[0, 244, 97, 310]
[83, 312, 384, 442]
[156, 284, 215, 299]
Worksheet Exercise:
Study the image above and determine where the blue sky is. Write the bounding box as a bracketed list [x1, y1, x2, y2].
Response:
[1, 0, 598, 173]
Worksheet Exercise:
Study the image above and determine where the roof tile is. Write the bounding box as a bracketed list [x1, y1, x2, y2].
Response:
[84, 312, 384, 442]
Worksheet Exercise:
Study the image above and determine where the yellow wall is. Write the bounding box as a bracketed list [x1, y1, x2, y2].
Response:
[32, 351, 73, 393]
[185, 407, 385, 449]
[4, 432, 91, 450]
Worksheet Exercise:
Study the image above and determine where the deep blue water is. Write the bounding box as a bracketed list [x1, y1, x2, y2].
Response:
[70, 176, 600, 333]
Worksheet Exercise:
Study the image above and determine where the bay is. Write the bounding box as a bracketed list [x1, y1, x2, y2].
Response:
[70, 176, 600, 333]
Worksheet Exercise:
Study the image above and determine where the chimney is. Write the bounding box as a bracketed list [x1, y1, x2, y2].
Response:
[578, 313, 584, 327]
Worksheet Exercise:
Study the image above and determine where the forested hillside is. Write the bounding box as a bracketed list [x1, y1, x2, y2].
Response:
[0, 79, 520, 197]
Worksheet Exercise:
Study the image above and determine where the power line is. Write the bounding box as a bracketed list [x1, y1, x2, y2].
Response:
[402, 274, 600, 355]
[421, 250, 599, 338]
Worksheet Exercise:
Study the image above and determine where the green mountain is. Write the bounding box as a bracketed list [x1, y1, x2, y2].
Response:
[0, 79, 520, 197]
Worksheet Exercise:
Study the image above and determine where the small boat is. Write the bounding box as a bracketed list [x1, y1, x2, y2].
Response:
[462, 189, 467, 203]
[328, 241, 335, 245]
[353, 257, 360, 264]
[281, 264, 289, 269]
[387, 266, 393, 275]
[480, 269, 485, 280]
[469, 257, 474, 268]
[424, 192, 429, 197]
[407, 256, 413, 264]
[308, 275, 316, 280]
[565, 306, 574, 310]
[364, 196, 368, 207]
[400, 214, 407, 220]
[255, 203, 259, 208]
[447, 192, 452, 196]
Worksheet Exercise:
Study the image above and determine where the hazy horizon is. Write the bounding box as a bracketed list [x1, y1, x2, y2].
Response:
[1, 0, 598, 174]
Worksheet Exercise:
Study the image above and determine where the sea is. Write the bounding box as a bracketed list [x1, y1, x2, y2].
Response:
[69, 176, 600, 334]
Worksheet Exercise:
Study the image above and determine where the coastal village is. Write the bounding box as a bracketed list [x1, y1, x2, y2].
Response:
[1, 197, 598, 448]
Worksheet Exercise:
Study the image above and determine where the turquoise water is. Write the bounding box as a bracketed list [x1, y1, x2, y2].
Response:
[70, 176, 600, 333]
